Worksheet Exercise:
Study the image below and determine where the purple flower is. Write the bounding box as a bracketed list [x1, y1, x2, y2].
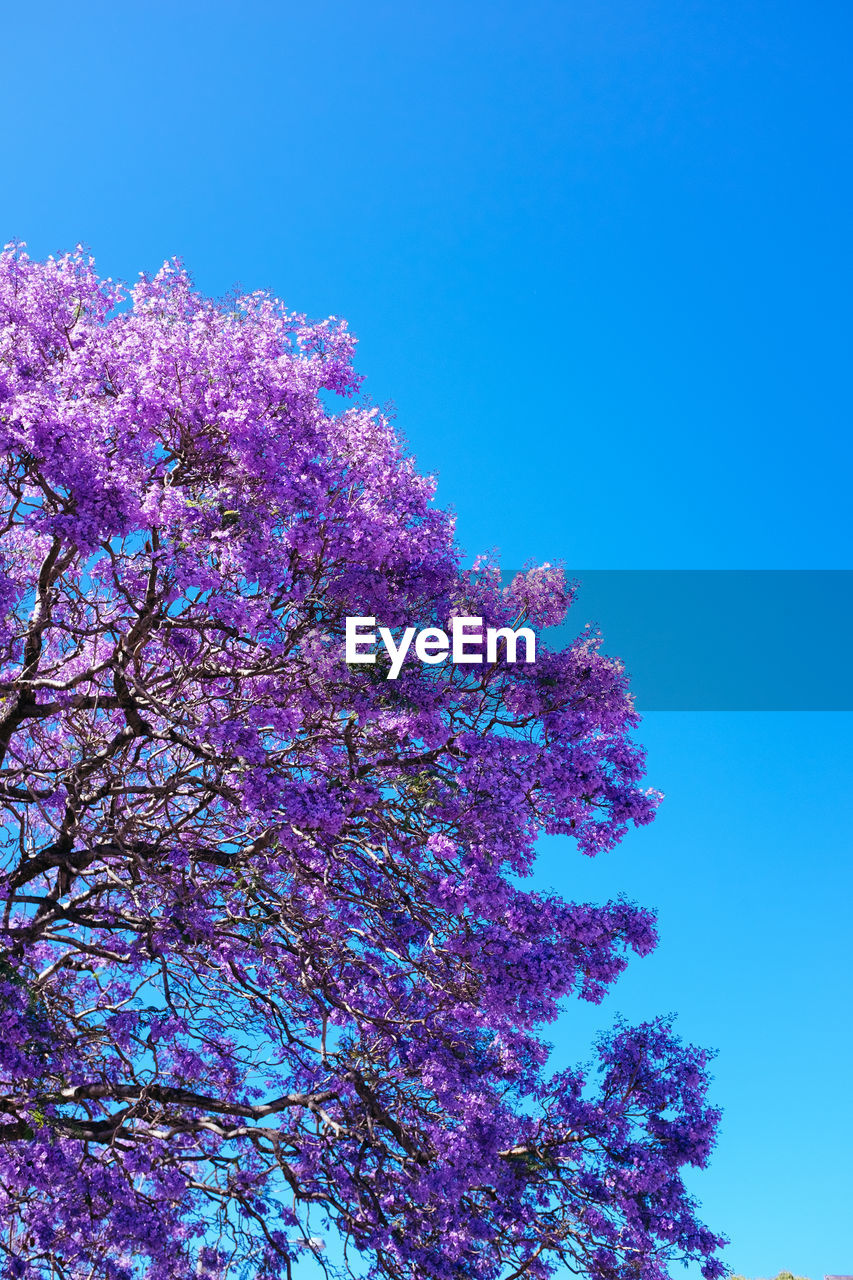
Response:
[0, 244, 724, 1280]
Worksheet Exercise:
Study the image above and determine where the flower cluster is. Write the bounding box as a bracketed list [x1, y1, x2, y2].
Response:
[0, 245, 725, 1280]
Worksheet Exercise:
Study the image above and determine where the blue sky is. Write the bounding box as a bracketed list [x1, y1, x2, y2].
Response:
[4, 1, 852, 1274]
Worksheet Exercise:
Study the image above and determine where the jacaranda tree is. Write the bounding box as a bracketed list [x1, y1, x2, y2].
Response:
[0, 245, 725, 1280]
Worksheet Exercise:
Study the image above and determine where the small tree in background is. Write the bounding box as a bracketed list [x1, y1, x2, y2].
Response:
[0, 246, 725, 1280]
[731, 1272, 811, 1280]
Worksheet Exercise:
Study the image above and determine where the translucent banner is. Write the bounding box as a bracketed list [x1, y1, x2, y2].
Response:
[512, 570, 853, 711]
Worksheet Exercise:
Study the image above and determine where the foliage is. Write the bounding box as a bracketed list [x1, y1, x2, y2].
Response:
[0, 245, 725, 1280]
[730, 1272, 811, 1280]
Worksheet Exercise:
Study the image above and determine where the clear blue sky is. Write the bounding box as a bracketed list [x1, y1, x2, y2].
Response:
[4, 2, 852, 1275]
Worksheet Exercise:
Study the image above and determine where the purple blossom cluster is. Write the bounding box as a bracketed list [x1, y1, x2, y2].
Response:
[0, 245, 726, 1280]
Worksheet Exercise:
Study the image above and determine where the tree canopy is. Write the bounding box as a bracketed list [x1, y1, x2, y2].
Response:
[0, 246, 725, 1280]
